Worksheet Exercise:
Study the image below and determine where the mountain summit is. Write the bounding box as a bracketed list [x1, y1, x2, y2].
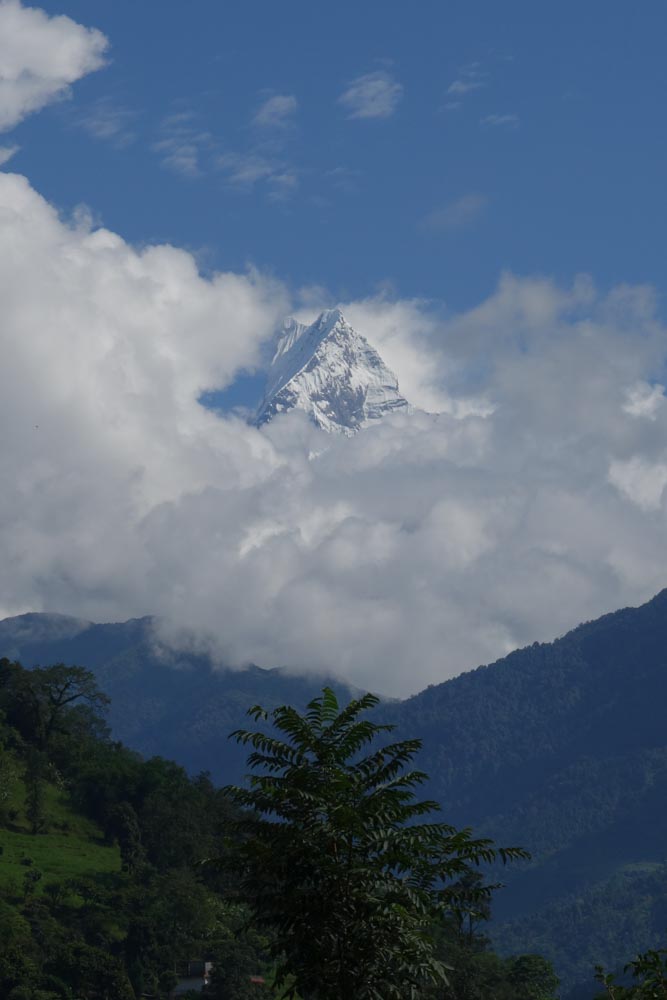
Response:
[255, 308, 410, 434]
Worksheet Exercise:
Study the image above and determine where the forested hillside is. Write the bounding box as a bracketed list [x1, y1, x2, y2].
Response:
[0, 613, 357, 783]
[396, 589, 667, 993]
[4, 591, 667, 995]
[0, 657, 276, 998]
[0, 657, 558, 999]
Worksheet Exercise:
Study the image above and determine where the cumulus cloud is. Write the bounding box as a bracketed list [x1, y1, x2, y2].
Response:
[338, 71, 403, 120]
[3, 173, 667, 697]
[622, 380, 665, 420]
[0, 0, 107, 132]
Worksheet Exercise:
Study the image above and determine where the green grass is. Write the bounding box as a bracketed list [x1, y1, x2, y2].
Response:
[0, 777, 121, 892]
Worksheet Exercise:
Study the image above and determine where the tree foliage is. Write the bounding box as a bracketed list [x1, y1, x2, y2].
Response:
[221, 687, 528, 1000]
[595, 948, 667, 998]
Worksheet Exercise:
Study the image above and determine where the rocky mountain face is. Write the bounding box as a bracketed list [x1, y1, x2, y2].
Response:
[254, 308, 410, 434]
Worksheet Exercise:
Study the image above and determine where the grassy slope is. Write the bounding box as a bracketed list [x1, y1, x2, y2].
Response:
[0, 774, 120, 893]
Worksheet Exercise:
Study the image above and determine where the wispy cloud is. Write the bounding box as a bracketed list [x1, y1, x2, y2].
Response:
[216, 151, 298, 200]
[267, 170, 298, 202]
[447, 79, 483, 96]
[338, 71, 403, 120]
[216, 152, 273, 186]
[326, 165, 361, 194]
[74, 97, 138, 148]
[480, 113, 519, 128]
[253, 93, 297, 129]
[446, 62, 486, 98]
[153, 111, 212, 177]
[420, 193, 487, 232]
[0, 144, 19, 166]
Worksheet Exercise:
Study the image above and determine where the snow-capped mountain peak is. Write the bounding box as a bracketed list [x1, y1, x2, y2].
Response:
[255, 309, 410, 434]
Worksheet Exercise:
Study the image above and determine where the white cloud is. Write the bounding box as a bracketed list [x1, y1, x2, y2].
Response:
[420, 193, 487, 232]
[74, 97, 138, 148]
[0, 143, 19, 164]
[0, 0, 108, 132]
[448, 79, 482, 96]
[481, 113, 519, 128]
[338, 71, 403, 120]
[446, 63, 486, 97]
[623, 380, 665, 420]
[216, 151, 298, 199]
[153, 111, 212, 177]
[4, 174, 667, 698]
[217, 152, 273, 185]
[331, 296, 458, 415]
[253, 93, 297, 129]
[325, 166, 361, 194]
[608, 457, 667, 511]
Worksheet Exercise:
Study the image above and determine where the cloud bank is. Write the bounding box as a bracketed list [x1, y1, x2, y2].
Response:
[2, 172, 667, 697]
[0, 0, 107, 132]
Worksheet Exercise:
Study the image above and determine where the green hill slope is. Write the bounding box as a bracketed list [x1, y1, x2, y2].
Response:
[0, 775, 121, 893]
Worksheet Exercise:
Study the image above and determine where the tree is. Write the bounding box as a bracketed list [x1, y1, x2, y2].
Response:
[0, 733, 18, 825]
[220, 687, 528, 1000]
[25, 749, 47, 835]
[105, 801, 145, 872]
[506, 954, 559, 1000]
[0, 660, 110, 753]
[595, 948, 667, 998]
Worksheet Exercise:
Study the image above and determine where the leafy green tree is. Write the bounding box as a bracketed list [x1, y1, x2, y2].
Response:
[0, 660, 109, 754]
[506, 954, 560, 999]
[221, 687, 527, 1000]
[105, 801, 145, 872]
[0, 901, 40, 994]
[427, 901, 559, 999]
[206, 939, 269, 1000]
[206, 902, 274, 1000]
[25, 749, 47, 835]
[595, 948, 667, 998]
[0, 740, 18, 826]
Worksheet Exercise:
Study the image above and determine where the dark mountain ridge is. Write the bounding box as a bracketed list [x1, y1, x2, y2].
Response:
[0, 612, 358, 777]
[393, 590, 667, 993]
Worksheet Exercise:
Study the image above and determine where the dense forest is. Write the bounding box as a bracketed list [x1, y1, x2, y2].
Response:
[0, 656, 566, 999]
[0, 656, 275, 998]
[396, 589, 667, 992]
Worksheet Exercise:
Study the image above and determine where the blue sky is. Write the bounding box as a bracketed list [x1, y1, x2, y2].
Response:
[9, 0, 667, 320]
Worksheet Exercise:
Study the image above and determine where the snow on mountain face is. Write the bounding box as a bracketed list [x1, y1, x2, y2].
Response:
[255, 308, 410, 434]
